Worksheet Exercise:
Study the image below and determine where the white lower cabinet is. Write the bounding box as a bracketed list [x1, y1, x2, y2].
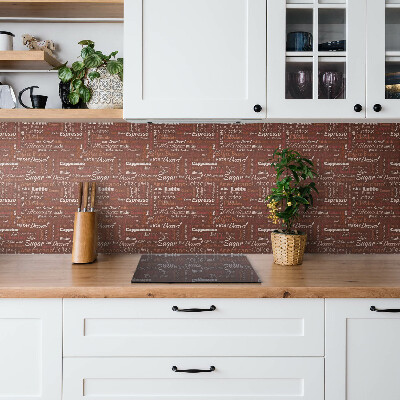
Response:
[326, 299, 400, 400]
[5, 297, 400, 398]
[0, 299, 62, 400]
[63, 357, 324, 400]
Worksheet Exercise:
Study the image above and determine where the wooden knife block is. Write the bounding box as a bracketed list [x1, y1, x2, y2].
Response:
[72, 212, 98, 264]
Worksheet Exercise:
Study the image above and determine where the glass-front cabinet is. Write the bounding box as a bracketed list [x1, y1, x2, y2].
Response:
[267, 0, 366, 119]
[367, 0, 400, 118]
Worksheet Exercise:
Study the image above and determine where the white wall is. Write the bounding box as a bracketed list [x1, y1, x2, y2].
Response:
[0, 22, 123, 109]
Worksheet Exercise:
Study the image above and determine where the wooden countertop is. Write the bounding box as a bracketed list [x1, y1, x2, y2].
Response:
[0, 254, 399, 298]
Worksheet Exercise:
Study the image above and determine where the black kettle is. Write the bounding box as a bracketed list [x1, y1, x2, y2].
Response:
[18, 86, 47, 109]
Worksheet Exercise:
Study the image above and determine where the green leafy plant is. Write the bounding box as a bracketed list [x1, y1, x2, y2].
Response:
[266, 148, 318, 234]
[56, 40, 123, 105]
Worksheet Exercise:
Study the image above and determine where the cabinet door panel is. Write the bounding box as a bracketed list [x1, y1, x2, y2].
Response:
[63, 357, 324, 400]
[64, 298, 324, 357]
[326, 299, 400, 400]
[267, 0, 366, 119]
[124, 0, 266, 120]
[0, 299, 62, 400]
[366, 0, 400, 118]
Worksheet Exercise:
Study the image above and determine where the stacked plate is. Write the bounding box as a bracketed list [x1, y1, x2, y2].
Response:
[318, 40, 346, 52]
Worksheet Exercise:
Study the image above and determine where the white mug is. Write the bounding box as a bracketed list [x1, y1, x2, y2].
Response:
[0, 31, 14, 51]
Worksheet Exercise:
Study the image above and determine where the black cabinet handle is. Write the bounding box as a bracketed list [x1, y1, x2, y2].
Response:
[254, 104, 262, 113]
[373, 104, 382, 112]
[354, 104, 362, 112]
[370, 306, 400, 313]
[172, 366, 215, 373]
[172, 305, 216, 312]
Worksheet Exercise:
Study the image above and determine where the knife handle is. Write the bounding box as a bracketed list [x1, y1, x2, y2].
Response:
[83, 182, 89, 211]
[90, 182, 96, 211]
[77, 182, 83, 211]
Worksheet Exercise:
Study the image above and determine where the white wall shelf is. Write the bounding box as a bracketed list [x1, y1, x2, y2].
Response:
[0, 50, 61, 70]
[0, 108, 124, 122]
[0, 0, 123, 19]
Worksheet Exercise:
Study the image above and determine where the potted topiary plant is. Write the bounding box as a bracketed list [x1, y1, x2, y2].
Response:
[56, 40, 123, 109]
[266, 148, 318, 266]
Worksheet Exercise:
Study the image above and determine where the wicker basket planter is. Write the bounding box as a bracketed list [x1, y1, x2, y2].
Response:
[271, 231, 307, 266]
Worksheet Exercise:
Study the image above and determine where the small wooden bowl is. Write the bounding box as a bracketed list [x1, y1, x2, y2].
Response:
[72, 212, 98, 264]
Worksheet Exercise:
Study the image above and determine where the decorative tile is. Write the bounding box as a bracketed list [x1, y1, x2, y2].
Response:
[0, 122, 398, 254]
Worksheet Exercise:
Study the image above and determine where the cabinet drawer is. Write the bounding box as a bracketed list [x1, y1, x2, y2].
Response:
[63, 357, 324, 400]
[64, 299, 324, 356]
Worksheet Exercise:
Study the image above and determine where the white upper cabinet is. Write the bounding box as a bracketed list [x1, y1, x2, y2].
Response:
[123, 0, 400, 121]
[367, 0, 400, 118]
[0, 299, 62, 400]
[267, 0, 366, 119]
[123, 0, 266, 121]
[326, 299, 400, 400]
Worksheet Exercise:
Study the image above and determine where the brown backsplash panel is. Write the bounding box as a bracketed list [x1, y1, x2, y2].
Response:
[0, 122, 399, 254]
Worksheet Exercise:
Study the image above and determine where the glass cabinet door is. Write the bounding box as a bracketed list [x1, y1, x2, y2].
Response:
[267, 0, 366, 119]
[367, 0, 400, 118]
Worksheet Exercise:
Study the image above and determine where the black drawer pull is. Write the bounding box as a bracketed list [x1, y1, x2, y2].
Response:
[172, 305, 216, 312]
[172, 366, 215, 373]
[370, 306, 400, 313]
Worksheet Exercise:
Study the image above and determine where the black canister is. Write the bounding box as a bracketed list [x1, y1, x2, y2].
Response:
[59, 82, 83, 109]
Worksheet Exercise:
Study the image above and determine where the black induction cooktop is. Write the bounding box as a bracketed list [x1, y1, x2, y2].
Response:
[131, 254, 261, 283]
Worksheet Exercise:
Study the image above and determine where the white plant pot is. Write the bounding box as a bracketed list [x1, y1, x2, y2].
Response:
[84, 66, 123, 109]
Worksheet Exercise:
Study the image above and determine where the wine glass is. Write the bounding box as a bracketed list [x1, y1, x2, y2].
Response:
[287, 70, 313, 99]
[319, 71, 345, 99]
